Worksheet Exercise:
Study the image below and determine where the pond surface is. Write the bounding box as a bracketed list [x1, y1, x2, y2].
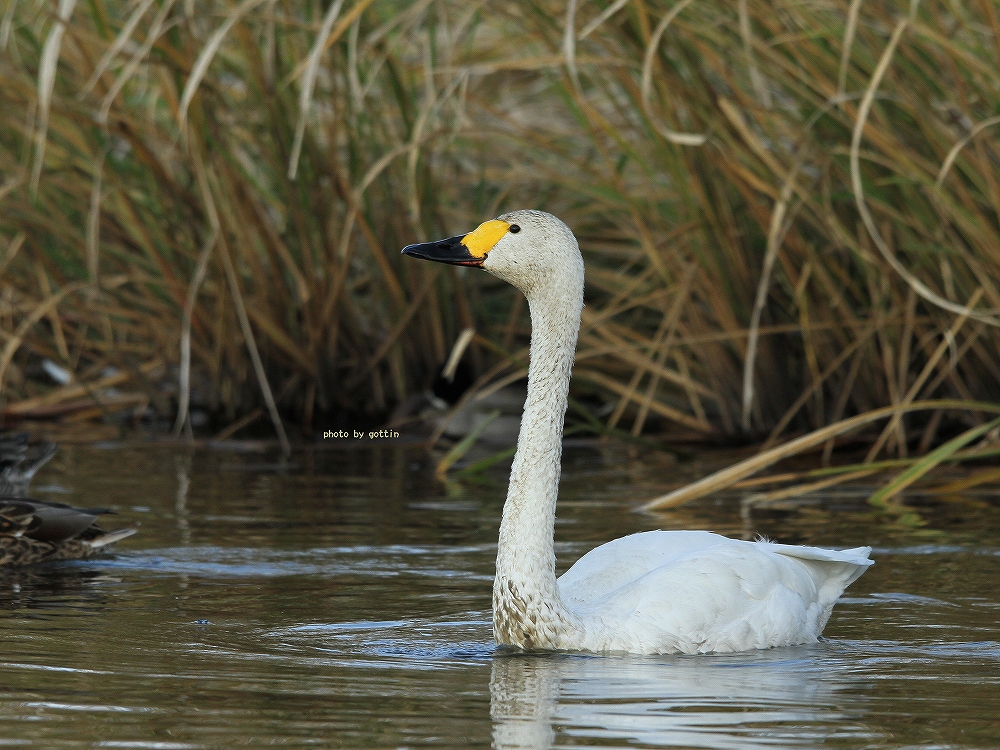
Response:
[1, 439, 999, 748]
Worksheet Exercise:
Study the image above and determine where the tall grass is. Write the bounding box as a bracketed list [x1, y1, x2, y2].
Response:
[2, 0, 481, 439]
[2, 0, 1000, 474]
[493, 0, 1000, 443]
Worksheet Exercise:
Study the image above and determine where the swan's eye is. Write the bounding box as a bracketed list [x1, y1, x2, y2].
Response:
[509, 224, 521, 234]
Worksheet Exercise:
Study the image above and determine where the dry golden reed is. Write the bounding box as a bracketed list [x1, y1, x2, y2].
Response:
[2, 0, 999, 485]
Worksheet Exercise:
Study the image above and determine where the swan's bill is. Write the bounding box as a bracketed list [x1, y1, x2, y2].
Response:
[401, 219, 512, 267]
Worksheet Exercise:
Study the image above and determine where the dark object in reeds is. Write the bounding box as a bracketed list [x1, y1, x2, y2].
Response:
[0, 432, 56, 496]
[2, 1, 999, 463]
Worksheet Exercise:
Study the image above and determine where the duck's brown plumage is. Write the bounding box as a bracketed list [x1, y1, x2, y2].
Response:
[0, 434, 136, 566]
[0, 497, 137, 566]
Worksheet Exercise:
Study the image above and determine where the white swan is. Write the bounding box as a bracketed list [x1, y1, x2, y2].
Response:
[402, 209, 873, 655]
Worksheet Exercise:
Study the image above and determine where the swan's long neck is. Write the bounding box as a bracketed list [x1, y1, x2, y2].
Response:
[493, 273, 583, 649]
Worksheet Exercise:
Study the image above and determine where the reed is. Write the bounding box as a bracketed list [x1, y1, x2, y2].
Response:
[1, 0, 481, 440]
[494, 0, 1000, 442]
[2, 0, 999, 488]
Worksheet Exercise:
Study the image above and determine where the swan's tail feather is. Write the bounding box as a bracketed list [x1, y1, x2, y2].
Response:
[762, 541, 873, 607]
[765, 542, 873, 567]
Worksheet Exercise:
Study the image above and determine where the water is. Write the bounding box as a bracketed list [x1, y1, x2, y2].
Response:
[1, 440, 999, 748]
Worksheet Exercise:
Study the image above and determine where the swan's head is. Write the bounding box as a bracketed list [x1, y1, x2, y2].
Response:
[402, 210, 583, 298]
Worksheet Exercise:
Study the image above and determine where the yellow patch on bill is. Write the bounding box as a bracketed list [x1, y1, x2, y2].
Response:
[461, 219, 510, 258]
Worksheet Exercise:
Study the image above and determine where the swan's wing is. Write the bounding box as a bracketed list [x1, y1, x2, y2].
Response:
[564, 540, 825, 653]
[559, 532, 872, 606]
[557, 532, 873, 654]
[558, 530, 728, 604]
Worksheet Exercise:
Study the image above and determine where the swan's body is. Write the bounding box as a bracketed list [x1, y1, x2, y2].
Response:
[403, 210, 872, 655]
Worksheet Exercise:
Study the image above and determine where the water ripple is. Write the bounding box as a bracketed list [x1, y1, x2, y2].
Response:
[87, 545, 494, 580]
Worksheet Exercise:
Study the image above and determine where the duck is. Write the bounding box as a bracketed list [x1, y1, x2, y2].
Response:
[388, 328, 526, 444]
[1, 497, 137, 566]
[0, 434, 136, 566]
[402, 209, 872, 655]
[0, 432, 57, 496]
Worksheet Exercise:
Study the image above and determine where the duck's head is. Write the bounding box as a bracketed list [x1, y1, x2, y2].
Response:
[402, 209, 583, 298]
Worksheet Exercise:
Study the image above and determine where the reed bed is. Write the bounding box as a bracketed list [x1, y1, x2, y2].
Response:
[2, 0, 999, 502]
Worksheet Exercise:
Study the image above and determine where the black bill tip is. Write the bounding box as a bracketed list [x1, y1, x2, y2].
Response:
[401, 235, 484, 267]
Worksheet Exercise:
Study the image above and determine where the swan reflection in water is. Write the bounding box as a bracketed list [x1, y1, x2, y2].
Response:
[489, 646, 871, 750]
